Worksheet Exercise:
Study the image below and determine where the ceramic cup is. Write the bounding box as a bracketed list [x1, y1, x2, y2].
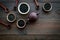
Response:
[18, 2, 30, 14]
[17, 19, 26, 28]
[43, 3, 52, 12]
[7, 13, 16, 22]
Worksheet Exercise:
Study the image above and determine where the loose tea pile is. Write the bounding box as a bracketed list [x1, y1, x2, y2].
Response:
[18, 20, 25, 27]
[44, 3, 51, 10]
[8, 14, 15, 21]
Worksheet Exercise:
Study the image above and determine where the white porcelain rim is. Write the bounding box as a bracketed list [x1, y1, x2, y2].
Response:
[18, 2, 30, 14]
[43, 3, 52, 12]
[7, 13, 16, 22]
[17, 19, 26, 28]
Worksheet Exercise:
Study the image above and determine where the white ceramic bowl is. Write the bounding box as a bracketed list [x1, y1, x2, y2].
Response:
[17, 19, 26, 28]
[18, 2, 30, 14]
[43, 3, 52, 12]
[7, 13, 16, 22]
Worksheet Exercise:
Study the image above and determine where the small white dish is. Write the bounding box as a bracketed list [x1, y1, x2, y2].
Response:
[18, 2, 30, 14]
[43, 3, 52, 12]
[7, 13, 16, 22]
[17, 19, 26, 28]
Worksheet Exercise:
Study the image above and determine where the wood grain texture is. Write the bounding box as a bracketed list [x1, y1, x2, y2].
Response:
[0, 0, 60, 40]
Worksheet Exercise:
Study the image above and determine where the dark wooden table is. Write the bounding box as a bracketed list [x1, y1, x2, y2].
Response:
[0, 0, 60, 40]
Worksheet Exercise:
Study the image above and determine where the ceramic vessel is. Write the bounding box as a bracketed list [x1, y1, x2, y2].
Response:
[17, 19, 26, 28]
[18, 2, 30, 14]
[7, 13, 16, 22]
[43, 3, 52, 12]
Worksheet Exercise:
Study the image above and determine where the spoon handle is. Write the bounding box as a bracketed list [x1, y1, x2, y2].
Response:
[34, 0, 39, 10]
[0, 19, 10, 27]
[0, 2, 9, 13]
[16, 0, 19, 7]
[14, 0, 19, 11]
